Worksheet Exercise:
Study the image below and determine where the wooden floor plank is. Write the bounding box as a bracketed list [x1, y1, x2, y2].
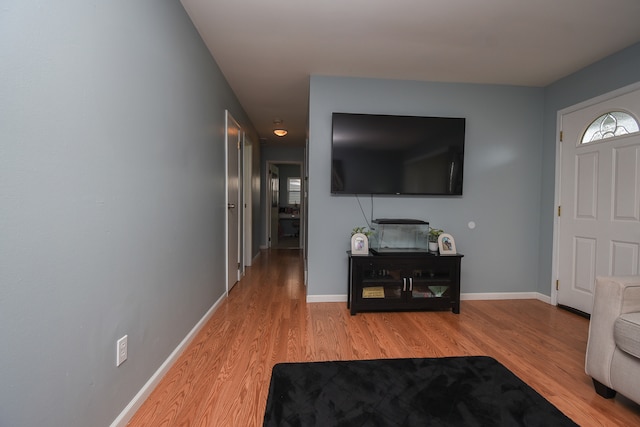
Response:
[128, 249, 640, 426]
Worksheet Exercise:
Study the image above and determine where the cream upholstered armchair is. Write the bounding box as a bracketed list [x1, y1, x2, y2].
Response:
[585, 276, 640, 405]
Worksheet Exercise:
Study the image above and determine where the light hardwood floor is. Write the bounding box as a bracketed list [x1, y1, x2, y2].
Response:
[128, 249, 640, 426]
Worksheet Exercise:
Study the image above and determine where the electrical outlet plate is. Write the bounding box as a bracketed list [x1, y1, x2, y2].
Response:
[116, 335, 128, 366]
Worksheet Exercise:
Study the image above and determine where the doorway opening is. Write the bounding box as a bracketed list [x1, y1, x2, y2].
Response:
[266, 161, 304, 250]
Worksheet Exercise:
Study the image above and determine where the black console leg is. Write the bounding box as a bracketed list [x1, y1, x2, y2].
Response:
[592, 379, 616, 398]
[452, 302, 460, 314]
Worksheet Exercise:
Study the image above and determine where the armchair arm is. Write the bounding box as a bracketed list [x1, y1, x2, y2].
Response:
[585, 276, 640, 385]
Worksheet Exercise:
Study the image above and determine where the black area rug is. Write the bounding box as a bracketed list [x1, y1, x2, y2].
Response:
[263, 356, 577, 427]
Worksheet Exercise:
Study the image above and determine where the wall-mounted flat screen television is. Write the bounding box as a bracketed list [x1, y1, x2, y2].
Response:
[331, 113, 465, 195]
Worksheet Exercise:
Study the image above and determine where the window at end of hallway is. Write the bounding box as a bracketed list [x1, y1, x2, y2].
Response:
[288, 177, 301, 205]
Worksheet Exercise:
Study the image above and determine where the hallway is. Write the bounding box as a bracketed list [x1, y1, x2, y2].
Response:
[273, 236, 300, 249]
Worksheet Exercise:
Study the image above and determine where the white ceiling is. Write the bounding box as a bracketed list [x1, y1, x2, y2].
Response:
[180, 0, 640, 147]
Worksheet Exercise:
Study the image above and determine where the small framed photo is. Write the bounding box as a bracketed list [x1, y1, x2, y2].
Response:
[438, 233, 456, 255]
[351, 233, 369, 255]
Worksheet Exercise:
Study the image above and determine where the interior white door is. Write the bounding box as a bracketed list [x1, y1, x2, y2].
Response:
[226, 112, 241, 292]
[557, 88, 640, 314]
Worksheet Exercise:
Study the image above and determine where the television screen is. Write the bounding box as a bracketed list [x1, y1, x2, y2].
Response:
[331, 113, 465, 195]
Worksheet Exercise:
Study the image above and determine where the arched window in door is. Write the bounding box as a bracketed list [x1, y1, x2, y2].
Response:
[581, 111, 639, 144]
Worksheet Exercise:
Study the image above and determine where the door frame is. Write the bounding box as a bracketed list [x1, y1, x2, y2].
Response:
[265, 160, 305, 251]
[243, 135, 253, 267]
[552, 81, 640, 305]
[225, 110, 242, 295]
[266, 163, 279, 248]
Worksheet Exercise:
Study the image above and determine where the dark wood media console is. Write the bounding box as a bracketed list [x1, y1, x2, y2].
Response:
[347, 252, 463, 315]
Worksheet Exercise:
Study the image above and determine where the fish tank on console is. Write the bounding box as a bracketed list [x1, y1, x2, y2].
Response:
[369, 219, 430, 255]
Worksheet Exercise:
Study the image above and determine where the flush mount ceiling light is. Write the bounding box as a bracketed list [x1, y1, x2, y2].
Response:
[273, 119, 288, 137]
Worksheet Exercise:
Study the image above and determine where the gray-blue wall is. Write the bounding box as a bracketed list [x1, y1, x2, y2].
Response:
[308, 42, 640, 300]
[308, 77, 545, 297]
[0, 1, 257, 426]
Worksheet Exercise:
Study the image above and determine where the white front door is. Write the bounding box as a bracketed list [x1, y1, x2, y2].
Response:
[557, 86, 640, 314]
[226, 112, 241, 293]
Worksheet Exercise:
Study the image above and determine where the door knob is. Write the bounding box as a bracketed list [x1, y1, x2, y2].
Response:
[227, 203, 236, 209]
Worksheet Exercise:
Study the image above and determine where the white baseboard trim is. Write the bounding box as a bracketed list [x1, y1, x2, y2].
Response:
[536, 293, 552, 304]
[110, 293, 227, 427]
[306, 294, 348, 303]
[461, 292, 551, 303]
[306, 292, 553, 304]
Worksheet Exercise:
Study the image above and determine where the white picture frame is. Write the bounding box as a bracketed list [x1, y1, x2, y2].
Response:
[351, 233, 369, 255]
[438, 233, 456, 255]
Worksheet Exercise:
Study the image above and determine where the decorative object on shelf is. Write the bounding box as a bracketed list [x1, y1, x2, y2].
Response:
[438, 233, 457, 255]
[428, 227, 444, 252]
[351, 233, 369, 255]
[429, 286, 448, 297]
[351, 227, 372, 255]
[351, 226, 372, 237]
[362, 286, 385, 298]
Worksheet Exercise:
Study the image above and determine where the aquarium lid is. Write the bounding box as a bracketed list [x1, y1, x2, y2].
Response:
[372, 219, 428, 224]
